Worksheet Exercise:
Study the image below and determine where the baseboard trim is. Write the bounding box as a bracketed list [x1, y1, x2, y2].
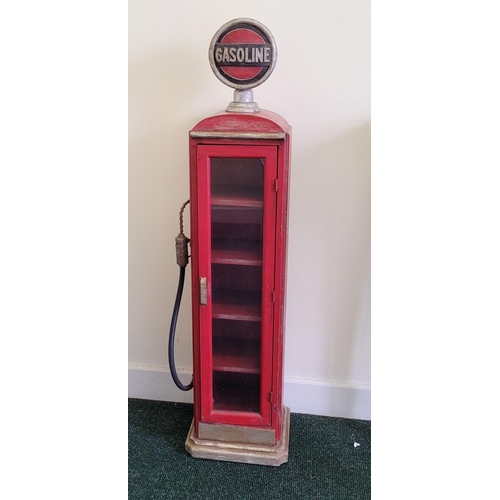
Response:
[283, 376, 370, 420]
[128, 364, 370, 420]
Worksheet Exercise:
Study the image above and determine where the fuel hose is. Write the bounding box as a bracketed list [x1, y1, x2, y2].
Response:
[168, 200, 193, 391]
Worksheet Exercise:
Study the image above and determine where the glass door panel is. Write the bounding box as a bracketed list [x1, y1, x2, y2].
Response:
[210, 158, 264, 413]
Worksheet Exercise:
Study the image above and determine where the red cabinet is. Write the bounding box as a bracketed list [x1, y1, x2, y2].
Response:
[185, 110, 291, 465]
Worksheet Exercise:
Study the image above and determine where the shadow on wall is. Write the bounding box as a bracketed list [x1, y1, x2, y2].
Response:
[286, 122, 371, 415]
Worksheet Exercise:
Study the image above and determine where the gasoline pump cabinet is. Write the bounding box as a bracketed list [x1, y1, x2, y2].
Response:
[170, 19, 291, 466]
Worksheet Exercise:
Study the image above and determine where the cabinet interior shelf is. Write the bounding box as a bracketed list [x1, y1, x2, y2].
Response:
[212, 338, 260, 375]
[211, 185, 263, 208]
[212, 290, 261, 322]
[212, 303, 261, 322]
[211, 239, 262, 266]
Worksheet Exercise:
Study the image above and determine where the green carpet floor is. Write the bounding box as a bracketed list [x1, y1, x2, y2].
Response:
[129, 399, 370, 499]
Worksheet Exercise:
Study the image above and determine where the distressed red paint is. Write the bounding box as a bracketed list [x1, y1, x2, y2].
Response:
[189, 110, 291, 444]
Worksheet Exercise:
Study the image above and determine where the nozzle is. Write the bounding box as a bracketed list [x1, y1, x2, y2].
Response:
[175, 233, 189, 267]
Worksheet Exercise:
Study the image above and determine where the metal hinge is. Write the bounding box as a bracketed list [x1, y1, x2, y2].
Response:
[272, 291, 276, 303]
[268, 391, 273, 403]
[274, 179, 278, 192]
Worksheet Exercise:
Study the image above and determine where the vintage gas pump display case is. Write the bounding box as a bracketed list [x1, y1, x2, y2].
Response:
[170, 19, 291, 466]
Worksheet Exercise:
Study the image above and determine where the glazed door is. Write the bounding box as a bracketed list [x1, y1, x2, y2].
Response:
[197, 144, 277, 427]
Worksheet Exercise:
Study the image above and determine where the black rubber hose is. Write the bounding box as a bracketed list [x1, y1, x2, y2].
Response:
[168, 265, 193, 391]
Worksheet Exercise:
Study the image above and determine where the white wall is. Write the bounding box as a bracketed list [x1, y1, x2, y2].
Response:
[129, 0, 371, 419]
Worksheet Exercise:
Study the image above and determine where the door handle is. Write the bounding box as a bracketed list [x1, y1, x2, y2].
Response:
[200, 277, 207, 305]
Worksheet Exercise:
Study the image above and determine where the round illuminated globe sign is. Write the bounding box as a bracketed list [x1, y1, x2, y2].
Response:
[209, 18, 277, 91]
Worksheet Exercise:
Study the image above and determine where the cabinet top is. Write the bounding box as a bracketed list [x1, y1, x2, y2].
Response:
[190, 109, 291, 140]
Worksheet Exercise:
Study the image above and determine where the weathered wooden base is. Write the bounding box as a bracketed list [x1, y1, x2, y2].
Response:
[185, 406, 290, 466]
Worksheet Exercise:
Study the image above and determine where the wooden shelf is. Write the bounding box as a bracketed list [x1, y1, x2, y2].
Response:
[212, 239, 262, 266]
[212, 289, 261, 322]
[212, 338, 260, 375]
[212, 352, 260, 375]
[211, 185, 263, 208]
[212, 302, 261, 322]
